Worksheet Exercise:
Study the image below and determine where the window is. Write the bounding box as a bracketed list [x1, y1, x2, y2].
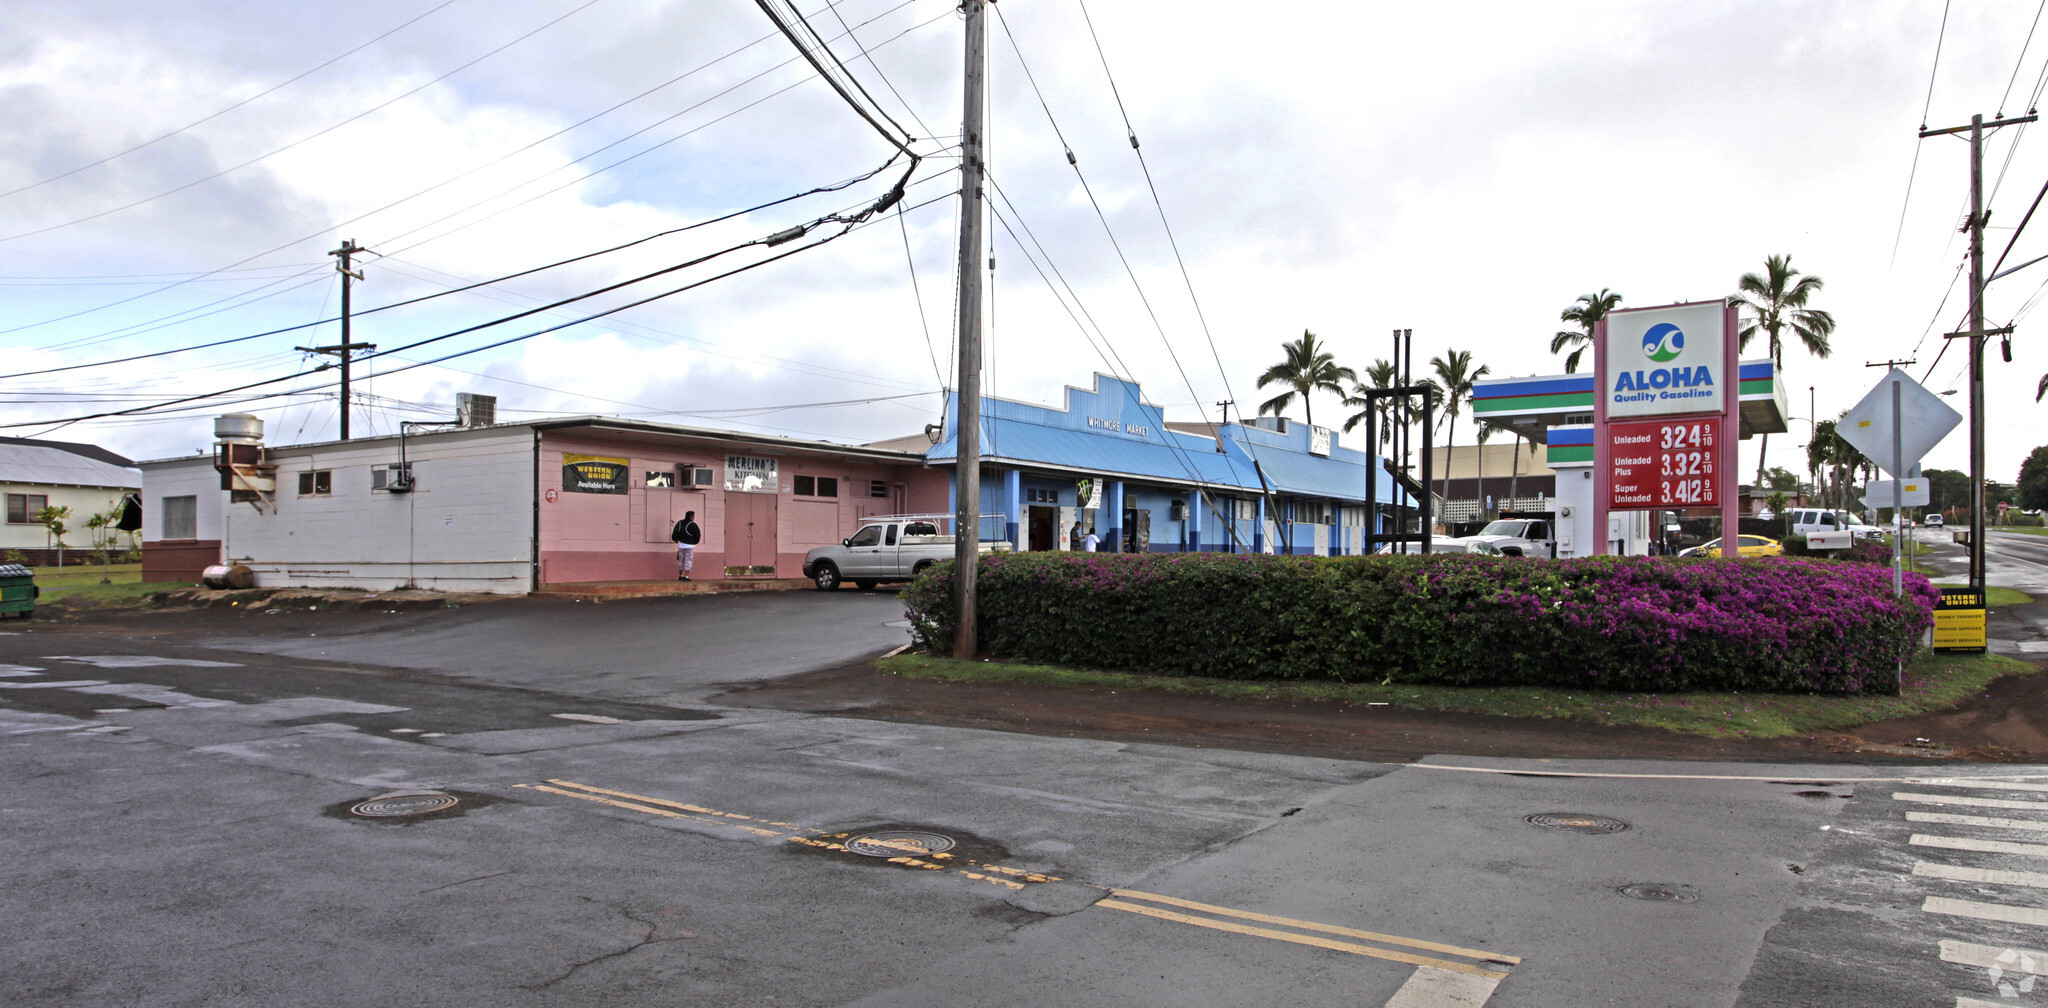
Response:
[1296, 501, 1334, 524]
[1025, 488, 1058, 504]
[6, 493, 48, 524]
[794, 475, 839, 498]
[645, 470, 675, 488]
[869, 480, 889, 498]
[1219, 496, 1255, 521]
[297, 470, 331, 496]
[847, 526, 882, 547]
[885, 525, 898, 546]
[1341, 506, 1369, 527]
[162, 496, 197, 539]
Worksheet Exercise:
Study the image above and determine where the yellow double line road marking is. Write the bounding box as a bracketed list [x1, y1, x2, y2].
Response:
[520, 779, 1060, 891]
[523, 779, 1520, 990]
[1098, 890, 1518, 980]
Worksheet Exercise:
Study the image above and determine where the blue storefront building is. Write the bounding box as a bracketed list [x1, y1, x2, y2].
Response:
[925, 375, 1414, 555]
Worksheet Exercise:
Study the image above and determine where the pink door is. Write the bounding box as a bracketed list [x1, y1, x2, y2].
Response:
[723, 493, 779, 574]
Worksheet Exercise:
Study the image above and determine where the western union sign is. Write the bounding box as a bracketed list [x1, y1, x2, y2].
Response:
[1933, 586, 1987, 654]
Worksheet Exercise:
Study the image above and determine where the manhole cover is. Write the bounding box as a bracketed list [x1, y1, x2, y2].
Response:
[845, 830, 956, 857]
[1618, 883, 1699, 903]
[350, 791, 460, 817]
[1525, 812, 1632, 834]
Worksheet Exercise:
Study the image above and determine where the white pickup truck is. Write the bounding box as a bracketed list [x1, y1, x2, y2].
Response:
[1465, 517, 1557, 558]
[802, 513, 1012, 591]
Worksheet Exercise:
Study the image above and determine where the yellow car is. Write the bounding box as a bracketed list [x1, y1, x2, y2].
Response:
[1677, 535, 1784, 558]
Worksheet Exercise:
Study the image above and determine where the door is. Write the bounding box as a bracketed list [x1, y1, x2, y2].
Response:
[1027, 506, 1056, 551]
[724, 493, 780, 574]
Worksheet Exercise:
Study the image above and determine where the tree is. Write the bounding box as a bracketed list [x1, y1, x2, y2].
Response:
[2020, 447, 2048, 511]
[84, 505, 122, 584]
[1734, 254, 1836, 483]
[1924, 468, 1970, 517]
[1340, 358, 1402, 447]
[1475, 422, 1497, 519]
[1762, 466, 1801, 492]
[1257, 330, 1356, 429]
[1551, 290, 1622, 374]
[1429, 348, 1491, 510]
[35, 505, 71, 568]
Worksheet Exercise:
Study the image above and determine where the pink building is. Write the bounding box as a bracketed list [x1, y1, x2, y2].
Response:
[138, 414, 950, 593]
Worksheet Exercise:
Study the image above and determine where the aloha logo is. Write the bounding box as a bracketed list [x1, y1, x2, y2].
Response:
[1642, 323, 1685, 363]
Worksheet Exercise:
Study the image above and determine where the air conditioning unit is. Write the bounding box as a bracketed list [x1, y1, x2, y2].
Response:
[679, 465, 715, 487]
[373, 463, 415, 493]
[456, 393, 497, 427]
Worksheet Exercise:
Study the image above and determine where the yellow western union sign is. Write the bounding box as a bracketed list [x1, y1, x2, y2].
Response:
[1934, 587, 1987, 654]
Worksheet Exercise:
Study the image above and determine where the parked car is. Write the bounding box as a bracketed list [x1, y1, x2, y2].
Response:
[1464, 517, 1556, 557]
[1677, 535, 1784, 558]
[802, 513, 1011, 591]
[1372, 536, 1504, 556]
[1923, 513, 1945, 528]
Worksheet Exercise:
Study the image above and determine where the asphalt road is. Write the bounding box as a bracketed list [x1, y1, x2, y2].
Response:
[5, 588, 2048, 1006]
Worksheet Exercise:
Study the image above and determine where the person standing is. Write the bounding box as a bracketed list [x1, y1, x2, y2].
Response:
[1082, 528, 1099, 552]
[1069, 521, 1082, 550]
[671, 510, 702, 580]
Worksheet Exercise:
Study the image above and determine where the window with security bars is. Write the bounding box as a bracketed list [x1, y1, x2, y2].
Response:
[1295, 501, 1334, 524]
[869, 480, 889, 498]
[1025, 488, 1058, 504]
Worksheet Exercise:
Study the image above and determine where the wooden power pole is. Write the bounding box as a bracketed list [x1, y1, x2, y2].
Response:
[951, 1, 987, 658]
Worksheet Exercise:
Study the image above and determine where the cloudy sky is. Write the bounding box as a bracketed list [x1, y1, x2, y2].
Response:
[4, 0, 2045, 487]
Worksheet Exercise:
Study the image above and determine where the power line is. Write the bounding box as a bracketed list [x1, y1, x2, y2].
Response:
[0, 0, 610, 244]
[753, 0, 914, 153]
[0, 0, 464, 200]
[5, 169, 933, 432]
[0, 154, 915, 380]
[3, 4, 946, 349]
[1892, 0, 1955, 267]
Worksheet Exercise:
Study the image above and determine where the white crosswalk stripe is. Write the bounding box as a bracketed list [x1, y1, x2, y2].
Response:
[1925, 895, 2048, 927]
[1913, 833, 2048, 858]
[1908, 810, 2048, 832]
[1896, 791, 2048, 812]
[1915, 862, 2048, 889]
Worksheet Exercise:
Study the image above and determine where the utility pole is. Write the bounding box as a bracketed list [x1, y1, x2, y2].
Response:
[1922, 112, 2035, 592]
[298, 240, 375, 440]
[951, 1, 987, 659]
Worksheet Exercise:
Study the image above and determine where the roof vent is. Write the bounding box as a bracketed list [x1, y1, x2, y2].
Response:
[213, 413, 264, 444]
[456, 393, 497, 428]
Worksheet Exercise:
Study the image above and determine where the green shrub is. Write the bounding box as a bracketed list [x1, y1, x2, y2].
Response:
[904, 552, 1937, 695]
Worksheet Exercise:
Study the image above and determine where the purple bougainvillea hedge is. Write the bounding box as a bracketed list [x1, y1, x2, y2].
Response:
[902, 552, 1937, 695]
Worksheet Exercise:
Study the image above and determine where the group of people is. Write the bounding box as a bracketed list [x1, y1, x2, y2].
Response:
[1069, 521, 1100, 552]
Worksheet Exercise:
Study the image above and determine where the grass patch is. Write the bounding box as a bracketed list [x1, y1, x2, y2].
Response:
[22, 563, 142, 588]
[1997, 526, 2048, 536]
[879, 650, 2036, 740]
[33, 581, 185, 611]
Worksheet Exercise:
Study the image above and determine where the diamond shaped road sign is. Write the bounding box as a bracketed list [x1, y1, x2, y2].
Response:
[1836, 368, 1962, 477]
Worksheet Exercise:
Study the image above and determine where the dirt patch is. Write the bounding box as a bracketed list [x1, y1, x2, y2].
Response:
[710, 657, 2048, 765]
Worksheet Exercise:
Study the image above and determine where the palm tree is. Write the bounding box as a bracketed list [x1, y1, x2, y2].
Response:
[1552, 289, 1623, 374]
[1735, 254, 1836, 484]
[1257, 330, 1356, 428]
[1474, 422, 1497, 520]
[1429, 348, 1491, 512]
[1340, 358, 1401, 447]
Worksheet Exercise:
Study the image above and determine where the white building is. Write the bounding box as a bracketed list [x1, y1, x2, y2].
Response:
[0, 438, 140, 564]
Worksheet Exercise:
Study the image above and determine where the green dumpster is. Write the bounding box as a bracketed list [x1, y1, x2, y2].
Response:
[0, 564, 36, 619]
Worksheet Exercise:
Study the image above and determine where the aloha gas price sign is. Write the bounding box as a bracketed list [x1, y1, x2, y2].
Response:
[1606, 419, 1718, 509]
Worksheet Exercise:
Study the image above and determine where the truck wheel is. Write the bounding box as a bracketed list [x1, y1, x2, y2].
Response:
[811, 563, 842, 591]
[911, 560, 934, 577]
[855, 580, 878, 591]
